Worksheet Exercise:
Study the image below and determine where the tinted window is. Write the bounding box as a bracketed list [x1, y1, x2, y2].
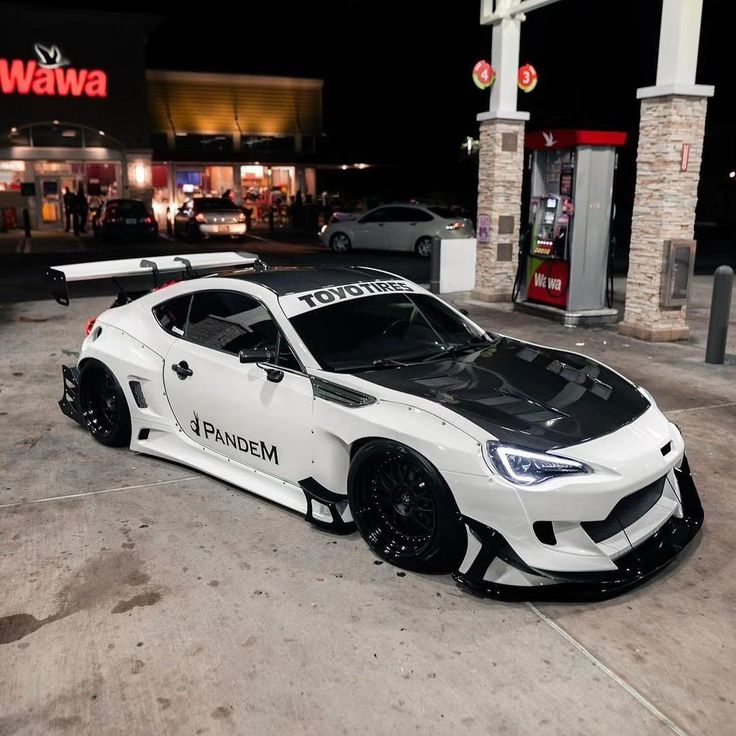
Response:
[194, 199, 240, 212]
[107, 200, 147, 215]
[153, 294, 191, 336]
[290, 293, 484, 372]
[428, 206, 466, 219]
[186, 291, 299, 369]
[391, 207, 433, 222]
[359, 207, 392, 224]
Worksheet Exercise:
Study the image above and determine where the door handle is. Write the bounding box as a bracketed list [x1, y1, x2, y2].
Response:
[171, 360, 193, 380]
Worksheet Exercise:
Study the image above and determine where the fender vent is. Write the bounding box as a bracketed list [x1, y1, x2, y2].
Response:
[661, 442, 672, 456]
[138, 428, 150, 440]
[311, 377, 376, 408]
[129, 380, 148, 408]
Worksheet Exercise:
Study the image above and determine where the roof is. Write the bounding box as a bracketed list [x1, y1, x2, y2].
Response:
[146, 69, 323, 137]
[222, 266, 398, 296]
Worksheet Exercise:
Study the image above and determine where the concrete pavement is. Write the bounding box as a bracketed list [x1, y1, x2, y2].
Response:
[0, 283, 735, 735]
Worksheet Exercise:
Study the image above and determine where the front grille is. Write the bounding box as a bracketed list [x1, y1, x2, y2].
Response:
[582, 475, 666, 543]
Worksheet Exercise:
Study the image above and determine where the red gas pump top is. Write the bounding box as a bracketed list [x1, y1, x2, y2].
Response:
[525, 130, 627, 150]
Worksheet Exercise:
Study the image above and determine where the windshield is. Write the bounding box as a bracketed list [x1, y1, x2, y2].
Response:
[289, 293, 487, 372]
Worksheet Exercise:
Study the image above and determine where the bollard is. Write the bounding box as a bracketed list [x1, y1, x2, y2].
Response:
[705, 265, 734, 364]
[22, 207, 31, 238]
[429, 235, 442, 294]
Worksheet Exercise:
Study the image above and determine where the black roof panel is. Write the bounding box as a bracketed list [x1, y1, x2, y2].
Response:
[220, 266, 401, 296]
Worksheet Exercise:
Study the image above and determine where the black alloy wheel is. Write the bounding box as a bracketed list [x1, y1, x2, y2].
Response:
[348, 440, 465, 572]
[79, 359, 131, 447]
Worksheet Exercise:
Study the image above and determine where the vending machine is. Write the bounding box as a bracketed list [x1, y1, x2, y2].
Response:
[515, 130, 627, 325]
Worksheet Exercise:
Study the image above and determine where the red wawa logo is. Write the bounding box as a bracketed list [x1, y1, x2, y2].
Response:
[0, 43, 107, 97]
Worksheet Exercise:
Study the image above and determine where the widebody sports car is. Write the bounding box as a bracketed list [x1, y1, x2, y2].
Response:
[46, 252, 703, 600]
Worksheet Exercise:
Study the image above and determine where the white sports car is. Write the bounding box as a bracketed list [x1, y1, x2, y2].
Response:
[47, 252, 703, 600]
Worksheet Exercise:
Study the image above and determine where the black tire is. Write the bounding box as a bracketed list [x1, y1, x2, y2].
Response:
[78, 359, 131, 447]
[348, 440, 465, 573]
[415, 236, 433, 258]
[329, 232, 352, 253]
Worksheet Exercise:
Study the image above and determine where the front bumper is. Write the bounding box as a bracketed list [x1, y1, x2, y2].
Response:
[453, 454, 703, 601]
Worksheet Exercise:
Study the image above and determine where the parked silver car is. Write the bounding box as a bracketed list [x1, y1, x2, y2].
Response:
[319, 203, 474, 257]
[174, 198, 247, 241]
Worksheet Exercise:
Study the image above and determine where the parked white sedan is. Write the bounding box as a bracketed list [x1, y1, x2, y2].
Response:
[319, 203, 475, 257]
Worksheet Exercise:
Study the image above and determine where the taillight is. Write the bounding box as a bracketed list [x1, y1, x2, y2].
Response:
[195, 212, 206, 223]
[143, 215, 154, 224]
[153, 279, 179, 291]
[237, 212, 246, 223]
[85, 317, 97, 335]
[445, 221, 464, 230]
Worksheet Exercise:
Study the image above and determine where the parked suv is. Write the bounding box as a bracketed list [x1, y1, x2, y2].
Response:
[319, 203, 474, 257]
[174, 198, 247, 241]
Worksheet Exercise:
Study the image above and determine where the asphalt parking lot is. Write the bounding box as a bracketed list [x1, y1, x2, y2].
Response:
[1, 252, 735, 735]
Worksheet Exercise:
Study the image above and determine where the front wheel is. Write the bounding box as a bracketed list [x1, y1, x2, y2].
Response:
[348, 440, 465, 572]
[415, 236, 433, 258]
[79, 359, 131, 447]
[329, 232, 352, 253]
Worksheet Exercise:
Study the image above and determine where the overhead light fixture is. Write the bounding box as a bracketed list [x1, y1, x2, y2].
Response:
[729, 171, 736, 179]
[53, 119, 60, 125]
[98, 130, 105, 136]
[10, 126, 18, 134]
[341, 164, 349, 170]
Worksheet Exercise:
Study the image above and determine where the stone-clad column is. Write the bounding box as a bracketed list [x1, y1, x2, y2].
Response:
[619, 94, 709, 341]
[472, 116, 527, 302]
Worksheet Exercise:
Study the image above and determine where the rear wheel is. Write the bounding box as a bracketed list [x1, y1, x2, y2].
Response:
[348, 440, 465, 572]
[79, 359, 131, 447]
[415, 236, 433, 258]
[329, 232, 352, 253]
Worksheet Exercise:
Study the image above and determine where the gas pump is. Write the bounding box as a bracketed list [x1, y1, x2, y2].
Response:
[515, 130, 627, 325]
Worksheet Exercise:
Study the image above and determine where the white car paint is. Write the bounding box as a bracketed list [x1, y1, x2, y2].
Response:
[55, 253, 699, 594]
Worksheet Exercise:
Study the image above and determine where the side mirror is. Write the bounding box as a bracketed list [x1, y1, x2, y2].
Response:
[239, 347, 272, 364]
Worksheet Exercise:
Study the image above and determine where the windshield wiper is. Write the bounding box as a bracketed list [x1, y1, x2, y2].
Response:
[421, 338, 491, 362]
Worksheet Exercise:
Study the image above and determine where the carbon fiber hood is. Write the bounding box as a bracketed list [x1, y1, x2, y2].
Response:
[358, 337, 650, 451]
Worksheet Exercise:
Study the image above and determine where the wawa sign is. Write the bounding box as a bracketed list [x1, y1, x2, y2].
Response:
[0, 43, 107, 97]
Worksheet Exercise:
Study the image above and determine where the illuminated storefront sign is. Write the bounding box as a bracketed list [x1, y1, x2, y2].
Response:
[0, 44, 107, 97]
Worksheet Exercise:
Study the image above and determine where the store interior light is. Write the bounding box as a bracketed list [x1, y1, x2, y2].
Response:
[134, 163, 146, 186]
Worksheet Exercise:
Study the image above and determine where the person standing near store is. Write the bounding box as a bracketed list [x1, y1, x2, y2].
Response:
[63, 187, 76, 232]
[76, 183, 89, 234]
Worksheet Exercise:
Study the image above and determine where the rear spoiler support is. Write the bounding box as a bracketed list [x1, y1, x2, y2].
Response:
[44, 251, 265, 305]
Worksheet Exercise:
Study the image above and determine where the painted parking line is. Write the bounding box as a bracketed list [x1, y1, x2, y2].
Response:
[0, 475, 200, 510]
[666, 401, 736, 416]
[527, 603, 689, 736]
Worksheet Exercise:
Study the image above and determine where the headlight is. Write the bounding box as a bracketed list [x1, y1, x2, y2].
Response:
[487, 442, 591, 486]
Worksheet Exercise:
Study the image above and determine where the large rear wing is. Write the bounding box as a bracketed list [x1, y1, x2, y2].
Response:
[45, 251, 265, 305]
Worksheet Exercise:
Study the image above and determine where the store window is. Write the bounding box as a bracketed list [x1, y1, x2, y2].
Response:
[0, 161, 23, 192]
[174, 165, 233, 203]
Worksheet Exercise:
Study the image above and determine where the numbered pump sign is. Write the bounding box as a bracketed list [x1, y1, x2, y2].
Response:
[518, 64, 538, 93]
[472, 60, 496, 90]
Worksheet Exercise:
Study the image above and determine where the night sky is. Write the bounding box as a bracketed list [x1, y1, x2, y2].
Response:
[22, 0, 736, 220]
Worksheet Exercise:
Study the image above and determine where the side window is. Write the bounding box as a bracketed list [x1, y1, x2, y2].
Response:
[391, 207, 431, 222]
[187, 292, 278, 355]
[153, 294, 191, 336]
[360, 207, 391, 224]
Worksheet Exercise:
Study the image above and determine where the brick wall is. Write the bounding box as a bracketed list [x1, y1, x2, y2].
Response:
[473, 118, 526, 301]
[620, 95, 708, 341]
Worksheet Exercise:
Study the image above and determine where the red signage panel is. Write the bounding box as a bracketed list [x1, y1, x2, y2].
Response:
[527, 257, 569, 308]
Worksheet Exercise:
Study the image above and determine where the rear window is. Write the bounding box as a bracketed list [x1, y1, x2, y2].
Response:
[194, 199, 240, 212]
[107, 200, 147, 215]
[153, 295, 191, 336]
[428, 206, 465, 219]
